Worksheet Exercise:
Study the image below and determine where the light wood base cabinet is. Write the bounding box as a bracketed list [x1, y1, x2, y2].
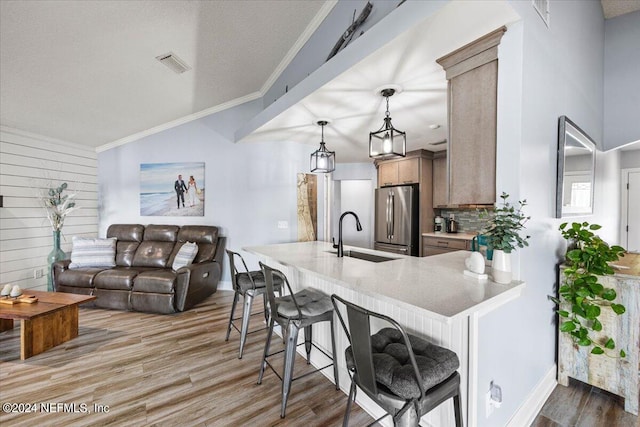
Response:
[422, 235, 472, 257]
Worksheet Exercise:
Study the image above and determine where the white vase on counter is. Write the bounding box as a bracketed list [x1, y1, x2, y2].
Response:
[491, 250, 512, 284]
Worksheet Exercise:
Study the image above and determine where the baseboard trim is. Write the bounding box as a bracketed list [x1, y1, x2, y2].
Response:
[507, 365, 557, 427]
[217, 280, 232, 291]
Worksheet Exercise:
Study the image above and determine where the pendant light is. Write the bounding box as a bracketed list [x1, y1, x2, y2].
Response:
[310, 120, 335, 173]
[369, 88, 406, 158]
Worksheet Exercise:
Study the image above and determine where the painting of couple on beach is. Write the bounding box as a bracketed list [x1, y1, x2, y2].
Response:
[140, 162, 205, 216]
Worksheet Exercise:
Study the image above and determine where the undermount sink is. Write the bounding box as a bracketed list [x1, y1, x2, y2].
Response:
[328, 250, 398, 263]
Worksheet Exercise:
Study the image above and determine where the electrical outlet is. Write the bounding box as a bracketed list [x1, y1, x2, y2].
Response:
[485, 389, 494, 417]
[486, 381, 502, 417]
[33, 268, 44, 279]
[277, 221, 289, 229]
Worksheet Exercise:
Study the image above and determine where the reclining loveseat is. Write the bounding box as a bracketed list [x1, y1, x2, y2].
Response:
[53, 224, 225, 314]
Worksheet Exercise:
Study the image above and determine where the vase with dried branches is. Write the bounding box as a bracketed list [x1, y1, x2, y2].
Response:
[39, 182, 79, 291]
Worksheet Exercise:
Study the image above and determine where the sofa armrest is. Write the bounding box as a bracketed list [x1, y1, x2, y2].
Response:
[174, 236, 225, 312]
[52, 259, 71, 291]
[213, 236, 226, 267]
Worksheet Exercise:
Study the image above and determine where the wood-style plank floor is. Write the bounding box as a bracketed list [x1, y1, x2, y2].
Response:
[0, 290, 372, 426]
[531, 378, 639, 427]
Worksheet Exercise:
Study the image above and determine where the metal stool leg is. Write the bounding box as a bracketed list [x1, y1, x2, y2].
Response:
[238, 293, 254, 359]
[225, 291, 240, 341]
[454, 390, 463, 427]
[330, 317, 339, 390]
[257, 317, 275, 385]
[281, 321, 300, 418]
[343, 379, 357, 427]
[304, 325, 312, 364]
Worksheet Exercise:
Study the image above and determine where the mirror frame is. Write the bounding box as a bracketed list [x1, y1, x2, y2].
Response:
[556, 116, 597, 218]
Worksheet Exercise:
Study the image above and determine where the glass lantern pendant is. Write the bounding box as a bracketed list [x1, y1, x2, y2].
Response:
[369, 88, 406, 158]
[310, 120, 335, 173]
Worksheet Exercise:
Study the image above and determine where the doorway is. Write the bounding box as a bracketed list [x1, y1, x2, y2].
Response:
[621, 168, 640, 252]
[332, 179, 373, 249]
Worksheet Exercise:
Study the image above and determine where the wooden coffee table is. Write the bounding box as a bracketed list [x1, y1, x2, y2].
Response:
[0, 290, 96, 360]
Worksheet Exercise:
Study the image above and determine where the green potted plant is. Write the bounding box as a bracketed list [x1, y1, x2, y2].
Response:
[553, 222, 626, 356]
[480, 192, 531, 284]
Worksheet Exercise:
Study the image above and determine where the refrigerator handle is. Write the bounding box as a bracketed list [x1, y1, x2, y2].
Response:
[386, 192, 391, 239]
[389, 191, 396, 239]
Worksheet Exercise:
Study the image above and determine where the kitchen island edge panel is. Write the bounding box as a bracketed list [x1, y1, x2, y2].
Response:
[245, 241, 524, 427]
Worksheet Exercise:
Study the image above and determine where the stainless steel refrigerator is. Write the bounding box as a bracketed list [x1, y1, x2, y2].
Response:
[374, 185, 418, 256]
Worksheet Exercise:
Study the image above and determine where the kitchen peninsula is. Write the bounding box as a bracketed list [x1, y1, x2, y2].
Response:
[245, 241, 525, 427]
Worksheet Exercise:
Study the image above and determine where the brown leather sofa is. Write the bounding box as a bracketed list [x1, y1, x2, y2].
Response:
[53, 224, 225, 314]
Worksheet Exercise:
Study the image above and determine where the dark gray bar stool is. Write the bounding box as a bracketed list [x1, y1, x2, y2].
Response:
[331, 294, 463, 427]
[257, 262, 340, 418]
[225, 249, 282, 359]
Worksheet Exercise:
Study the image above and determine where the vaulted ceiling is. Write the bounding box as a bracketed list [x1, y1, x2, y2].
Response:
[1, 0, 638, 156]
[0, 0, 328, 147]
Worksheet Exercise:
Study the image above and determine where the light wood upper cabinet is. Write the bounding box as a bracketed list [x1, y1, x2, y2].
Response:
[378, 162, 398, 186]
[398, 158, 420, 184]
[436, 27, 505, 206]
[432, 154, 447, 207]
[377, 157, 419, 187]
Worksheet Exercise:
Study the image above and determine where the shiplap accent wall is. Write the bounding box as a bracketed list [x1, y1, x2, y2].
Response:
[0, 126, 98, 291]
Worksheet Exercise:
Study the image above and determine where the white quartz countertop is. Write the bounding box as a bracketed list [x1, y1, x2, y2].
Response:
[244, 241, 524, 323]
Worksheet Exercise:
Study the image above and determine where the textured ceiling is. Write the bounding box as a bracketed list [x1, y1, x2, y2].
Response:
[601, 0, 640, 18]
[2, 0, 638, 154]
[0, 0, 328, 147]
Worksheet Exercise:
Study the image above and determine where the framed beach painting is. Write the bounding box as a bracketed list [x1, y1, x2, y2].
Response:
[140, 162, 205, 216]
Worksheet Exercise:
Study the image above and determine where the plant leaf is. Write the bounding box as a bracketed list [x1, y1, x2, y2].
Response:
[620, 349, 626, 358]
[560, 321, 576, 332]
[611, 304, 626, 315]
[605, 338, 615, 350]
[602, 289, 616, 301]
[578, 337, 591, 346]
[591, 346, 604, 354]
[585, 304, 600, 319]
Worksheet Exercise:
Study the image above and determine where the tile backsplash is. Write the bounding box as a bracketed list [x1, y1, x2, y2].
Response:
[437, 208, 493, 233]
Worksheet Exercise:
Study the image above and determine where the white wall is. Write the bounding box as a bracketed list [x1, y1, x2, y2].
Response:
[621, 149, 640, 169]
[476, 1, 621, 426]
[604, 10, 640, 150]
[330, 162, 377, 247]
[97, 99, 324, 287]
[0, 126, 98, 291]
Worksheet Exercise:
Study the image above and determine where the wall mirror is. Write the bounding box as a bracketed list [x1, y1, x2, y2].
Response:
[556, 116, 597, 218]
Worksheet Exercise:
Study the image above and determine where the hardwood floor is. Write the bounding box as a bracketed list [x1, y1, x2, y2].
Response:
[0, 290, 372, 426]
[531, 378, 639, 427]
[3, 289, 637, 427]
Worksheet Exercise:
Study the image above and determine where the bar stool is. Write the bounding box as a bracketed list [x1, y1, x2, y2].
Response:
[257, 262, 340, 418]
[331, 294, 463, 427]
[225, 249, 283, 359]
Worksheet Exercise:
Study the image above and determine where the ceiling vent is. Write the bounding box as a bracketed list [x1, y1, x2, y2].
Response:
[532, 0, 550, 28]
[155, 52, 191, 74]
